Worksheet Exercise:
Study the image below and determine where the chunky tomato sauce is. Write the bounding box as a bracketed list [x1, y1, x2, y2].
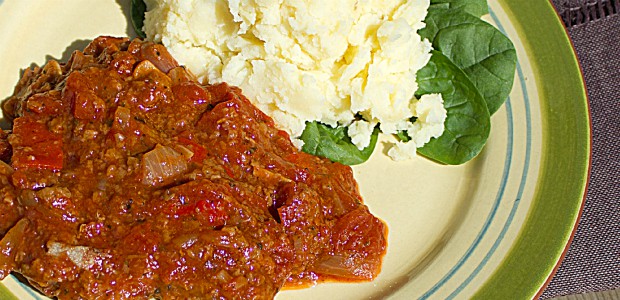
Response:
[0, 37, 387, 299]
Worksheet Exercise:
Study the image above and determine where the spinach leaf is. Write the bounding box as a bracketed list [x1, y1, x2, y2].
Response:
[131, 0, 147, 39]
[301, 122, 379, 165]
[416, 50, 490, 165]
[429, 0, 489, 18]
[396, 130, 411, 143]
[420, 7, 516, 115]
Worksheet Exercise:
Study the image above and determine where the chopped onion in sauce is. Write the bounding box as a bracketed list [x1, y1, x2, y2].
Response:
[141, 144, 188, 187]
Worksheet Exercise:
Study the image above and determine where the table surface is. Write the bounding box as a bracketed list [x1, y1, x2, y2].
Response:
[542, 0, 620, 299]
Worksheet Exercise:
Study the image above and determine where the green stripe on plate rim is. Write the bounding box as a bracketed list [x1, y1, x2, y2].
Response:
[0, 283, 18, 300]
[473, 0, 590, 299]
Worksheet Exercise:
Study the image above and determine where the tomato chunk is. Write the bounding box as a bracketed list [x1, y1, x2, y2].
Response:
[167, 180, 233, 228]
[10, 117, 63, 170]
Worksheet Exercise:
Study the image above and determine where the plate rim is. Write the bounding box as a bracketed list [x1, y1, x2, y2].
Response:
[472, 0, 591, 299]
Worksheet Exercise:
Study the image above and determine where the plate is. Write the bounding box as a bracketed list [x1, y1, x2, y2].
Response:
[0, 0, 590, 299]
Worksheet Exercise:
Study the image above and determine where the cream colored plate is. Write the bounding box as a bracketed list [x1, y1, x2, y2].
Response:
[0, 1, 589, 299]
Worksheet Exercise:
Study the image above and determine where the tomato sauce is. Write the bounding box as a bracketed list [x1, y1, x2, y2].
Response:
[0, 37, 387, 299]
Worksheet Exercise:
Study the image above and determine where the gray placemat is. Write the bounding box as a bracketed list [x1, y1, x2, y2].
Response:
[551, 288, 620, 300]
[542, 0, 620, 299]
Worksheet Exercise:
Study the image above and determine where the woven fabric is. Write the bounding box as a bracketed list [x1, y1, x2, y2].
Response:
[553, 0, 620, 26]
[541, 1, 620, 298]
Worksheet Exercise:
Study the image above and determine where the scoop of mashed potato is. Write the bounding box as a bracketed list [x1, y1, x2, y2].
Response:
[143, 0, 445, 160]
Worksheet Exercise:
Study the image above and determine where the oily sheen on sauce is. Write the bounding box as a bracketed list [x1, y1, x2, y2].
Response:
[0, 37, 387, 299]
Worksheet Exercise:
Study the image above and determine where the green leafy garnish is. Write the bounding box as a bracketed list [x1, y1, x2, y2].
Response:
[131, 0, 147, 39]
[300, 122, 379, 165]
[419, 6, 517, 115]
[416, 51, 490, 165]
[396, 130, 412, 143]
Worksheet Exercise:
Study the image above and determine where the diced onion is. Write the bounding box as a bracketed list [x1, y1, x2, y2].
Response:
[132, 60, 159, 80]
[174, 144, 194, 161]
[47, 242, 110, 270]
[113, 106, 131, 130]
[142, 144, 188, 187]
[314, 254, 377, 280]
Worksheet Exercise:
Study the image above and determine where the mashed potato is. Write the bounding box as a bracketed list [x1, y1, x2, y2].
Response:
[143, 0, 446, 160]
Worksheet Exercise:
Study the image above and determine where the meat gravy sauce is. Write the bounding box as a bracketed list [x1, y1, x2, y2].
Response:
[0, 37, 387, 299]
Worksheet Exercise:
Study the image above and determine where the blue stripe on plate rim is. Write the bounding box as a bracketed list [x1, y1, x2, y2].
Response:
[420, 8, 532, 300]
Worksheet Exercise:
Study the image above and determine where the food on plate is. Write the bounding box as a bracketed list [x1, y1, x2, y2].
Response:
[413, 2, 517, 164]
[140, 0, 446, 162]
[134, 0, 517, 165]
[0, 36, 387, 299]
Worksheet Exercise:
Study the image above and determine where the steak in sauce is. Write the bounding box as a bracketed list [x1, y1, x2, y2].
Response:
[0, 36, 387, 299]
